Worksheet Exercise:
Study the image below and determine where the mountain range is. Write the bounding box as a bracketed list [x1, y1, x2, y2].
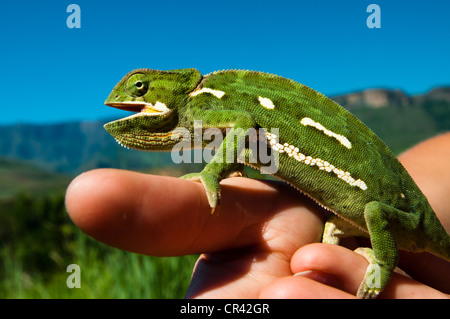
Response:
[0, 86, 449, 177]
[333, 86, 450, 109]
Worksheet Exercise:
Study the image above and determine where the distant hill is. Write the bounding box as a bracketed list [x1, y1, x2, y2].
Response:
[0, 86, 448, 176]
[331, 86, 450, 153]
[0, 157, 72, 200]
[0, 120, 176, 175]
[332, 86, 450, 109]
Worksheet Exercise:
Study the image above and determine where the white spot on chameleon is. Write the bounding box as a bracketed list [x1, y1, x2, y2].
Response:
[265, 132, 367, 190]
[258, 96, 275, 109]
[141, 101, 171, 115]
[189, 87, 225, 99]
[300, 117, 352, 149]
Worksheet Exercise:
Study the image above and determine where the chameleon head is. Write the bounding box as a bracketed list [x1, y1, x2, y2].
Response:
[104, 68, 202, 151]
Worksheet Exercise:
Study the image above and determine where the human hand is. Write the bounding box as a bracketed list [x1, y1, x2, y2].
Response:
[65, 133, 450, 298]
[66, 169, 326, 298]
[260, 133, 450, 298]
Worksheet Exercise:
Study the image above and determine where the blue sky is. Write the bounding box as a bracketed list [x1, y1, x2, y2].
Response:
[0, 0, 449, 124]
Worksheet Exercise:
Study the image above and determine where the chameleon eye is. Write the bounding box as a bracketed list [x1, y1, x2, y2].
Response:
[125, 73, 149, 97]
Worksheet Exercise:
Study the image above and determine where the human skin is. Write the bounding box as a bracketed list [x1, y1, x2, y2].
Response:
[65, 133, 450, 298]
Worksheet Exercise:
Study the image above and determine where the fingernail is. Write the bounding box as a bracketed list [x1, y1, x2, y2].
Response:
[293, 270, 314, 277]
[293, 270, 340, 287]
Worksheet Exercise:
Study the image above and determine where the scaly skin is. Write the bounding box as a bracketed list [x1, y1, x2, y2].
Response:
[104, 68, 450, 298]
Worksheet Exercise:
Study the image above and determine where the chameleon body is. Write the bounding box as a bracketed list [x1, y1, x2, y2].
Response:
[104, 68, 450, 298]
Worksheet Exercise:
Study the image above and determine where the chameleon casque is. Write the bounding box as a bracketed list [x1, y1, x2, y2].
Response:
[104, 68, 450, 298]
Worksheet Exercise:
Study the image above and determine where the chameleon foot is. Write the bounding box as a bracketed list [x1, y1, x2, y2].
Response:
[180, 171, 221, 214]
[354, 247, 386, 299]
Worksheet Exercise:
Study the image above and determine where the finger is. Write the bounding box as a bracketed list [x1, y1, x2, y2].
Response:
[290, 244, 364, 295]
[66, 168, 210, 255]
[398, 250, 450, 294]
[65, 168, 322, 257]
[259, 275, 356, 299]
[290, 243, 448, 298]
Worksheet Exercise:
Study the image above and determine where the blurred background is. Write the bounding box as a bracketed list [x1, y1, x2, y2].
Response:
[0, 0, 448, 298]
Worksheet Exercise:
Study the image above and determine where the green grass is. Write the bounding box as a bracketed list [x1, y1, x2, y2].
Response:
[0, 230, 198, 298]
[0, 159, 198, 299]
[0, 190, 198, 299]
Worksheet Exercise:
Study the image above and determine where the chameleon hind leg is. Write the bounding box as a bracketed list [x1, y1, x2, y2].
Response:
[322, 214, 369, 245]
[323, 207, 418, 299]
[357, 201, 427, 298]
[322, 215, 384, 298]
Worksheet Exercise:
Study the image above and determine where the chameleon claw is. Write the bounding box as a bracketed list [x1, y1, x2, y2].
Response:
[357, 285, 381, 299]
[180, 171, 221, 214]
[354, 247, 384, 299]
[225, 170, 247, 178]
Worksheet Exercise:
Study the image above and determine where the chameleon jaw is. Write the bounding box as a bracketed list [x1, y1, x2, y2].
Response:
[105, 101, 172, 117]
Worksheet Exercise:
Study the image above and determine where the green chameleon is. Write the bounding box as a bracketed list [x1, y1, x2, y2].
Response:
[104, 68, 450, 298]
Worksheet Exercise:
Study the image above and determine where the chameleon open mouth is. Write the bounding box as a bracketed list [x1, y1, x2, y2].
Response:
[105, 102, 146, 113]
[105, 101, 171, 116]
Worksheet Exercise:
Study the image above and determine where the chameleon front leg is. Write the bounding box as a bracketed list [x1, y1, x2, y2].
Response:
[180, 110, 257, 212]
